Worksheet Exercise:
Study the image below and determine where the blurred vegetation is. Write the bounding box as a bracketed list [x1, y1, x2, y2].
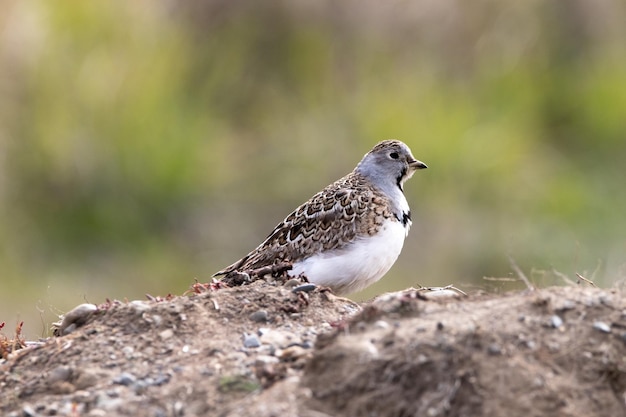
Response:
[1, 0, 625, 336]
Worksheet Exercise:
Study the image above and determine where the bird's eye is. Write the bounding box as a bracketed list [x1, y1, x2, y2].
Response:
[390, 152, 399, 160]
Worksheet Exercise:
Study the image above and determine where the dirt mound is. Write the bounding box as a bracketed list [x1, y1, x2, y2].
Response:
[302, 287, 626, 417]
[1, 282, 625, 417]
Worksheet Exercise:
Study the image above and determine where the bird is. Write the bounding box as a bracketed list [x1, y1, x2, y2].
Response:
[213, 139, 427, 295]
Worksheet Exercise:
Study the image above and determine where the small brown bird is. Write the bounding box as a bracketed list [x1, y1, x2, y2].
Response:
[214, 140, 427, 295]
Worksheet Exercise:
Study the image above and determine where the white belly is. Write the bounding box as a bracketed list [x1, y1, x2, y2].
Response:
[289, 220, 407, 295]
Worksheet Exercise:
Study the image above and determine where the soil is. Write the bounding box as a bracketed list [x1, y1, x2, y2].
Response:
[1, 280, 625, 417]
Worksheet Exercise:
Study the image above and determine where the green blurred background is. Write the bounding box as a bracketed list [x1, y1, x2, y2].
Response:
[1, 0, 625, 337]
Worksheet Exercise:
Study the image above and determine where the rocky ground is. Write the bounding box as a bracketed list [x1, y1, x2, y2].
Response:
[1, 279, 625, 417]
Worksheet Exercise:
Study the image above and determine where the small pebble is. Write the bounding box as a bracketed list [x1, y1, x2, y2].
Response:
[96, 396, 125, 411]
[532, 376, 545, 388]
[487, 344, 502, 355]
[300, 340, 313, 349]
[22, 405, 36, 417]
[154, 373, 171, 386]
[159, 329, 174, 340]
[249, 310, 269, 323]
[243, 333, 261, 348]
[130, 300, 151, 310]
[73, 390, 94, 403]
[106, 389, 120, 398]
[593, 321, 611, 333]
[259, 329, 295, 348]
[174, 401, 184, 416]
[122, 346, 135, 358]
[419, 287, 463, 299]
[283, 278, 302, 288]
[48, 366, 73, 383]
[549, 315, 563, 329]
[134, 380, 150, 393]
[374, 320, 390, 329]
[412, 356, 430, 368]
[255, 355, 280, 366]
[557, 300, 576, 311]
[113, 372, 137, 386]
[277, 345, 308, 360]
[143, 313, 163, 326]
[257, 344, 277, 356]
[292, 283, 317, 293]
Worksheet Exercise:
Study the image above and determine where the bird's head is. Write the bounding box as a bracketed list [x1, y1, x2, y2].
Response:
[356, 140, 427, 191]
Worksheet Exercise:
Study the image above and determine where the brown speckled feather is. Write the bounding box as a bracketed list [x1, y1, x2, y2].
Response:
[213, 171, 395, 276]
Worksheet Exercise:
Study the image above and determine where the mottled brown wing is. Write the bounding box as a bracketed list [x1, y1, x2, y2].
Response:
[213, 173, 392, 276]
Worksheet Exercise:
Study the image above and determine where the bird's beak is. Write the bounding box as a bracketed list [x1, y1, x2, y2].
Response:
[409, 159, 428, 170]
